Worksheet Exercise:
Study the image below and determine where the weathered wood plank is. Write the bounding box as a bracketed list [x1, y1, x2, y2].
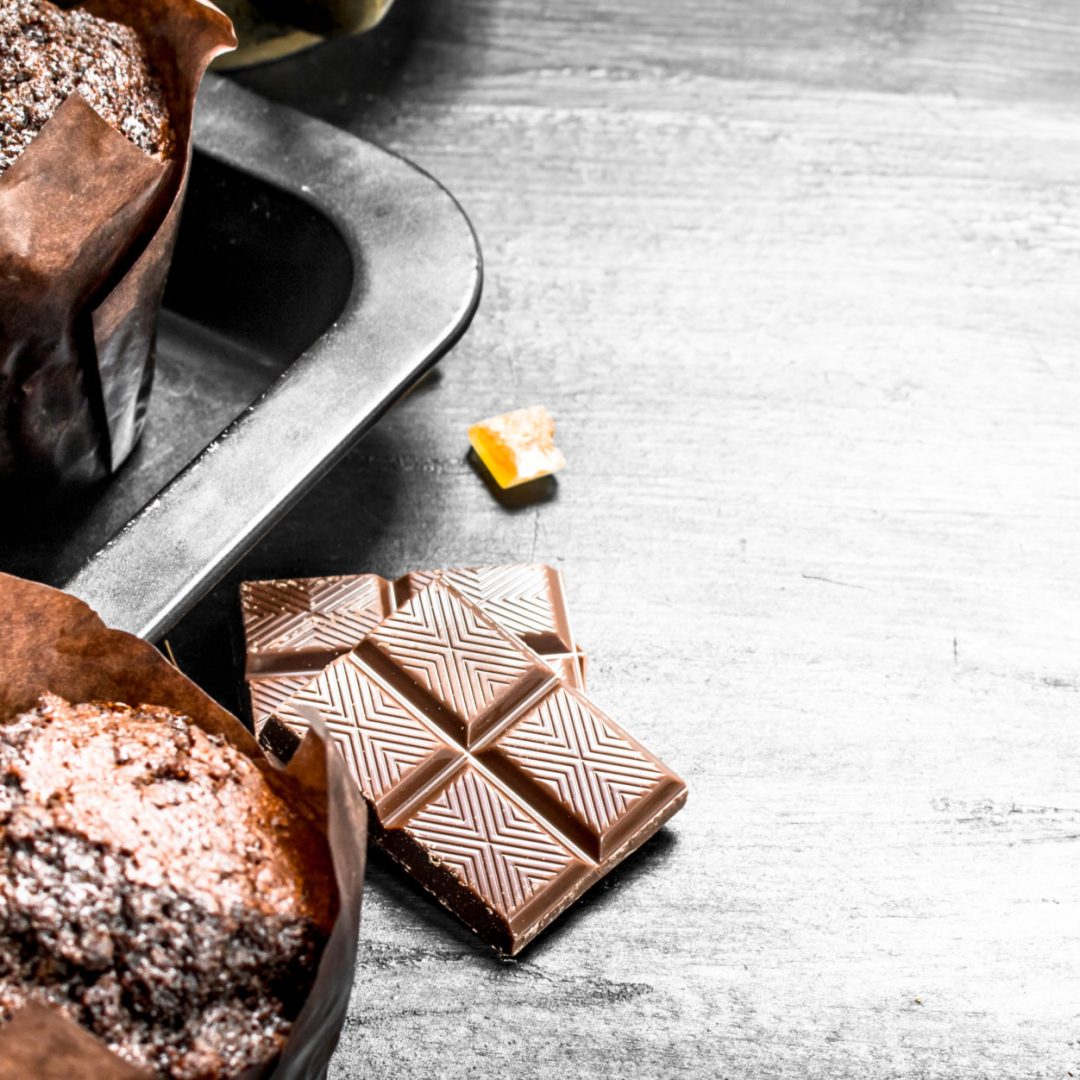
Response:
[239, 0, 1080, 106]
[177, 2, 1080, 1076]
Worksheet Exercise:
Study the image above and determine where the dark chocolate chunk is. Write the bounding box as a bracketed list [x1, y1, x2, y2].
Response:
[264, 582, 686, 955]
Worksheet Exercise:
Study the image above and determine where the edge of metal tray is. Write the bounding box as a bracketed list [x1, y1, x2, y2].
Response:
[64, 75, 483, 640]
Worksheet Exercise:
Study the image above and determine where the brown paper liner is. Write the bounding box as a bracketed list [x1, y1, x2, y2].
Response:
[0, 0, 236, 490]
[0, 572, 367, 1079]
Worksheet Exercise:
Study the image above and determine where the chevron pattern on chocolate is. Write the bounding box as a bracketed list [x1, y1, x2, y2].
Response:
[441, 565, 570, 648]
[401, 570, 438, 596]
[402, 566, 571, 650]
[407, 768, 576, 918]
[242, 576, 387, 654]
[276, 656, 443, 803]
[369, 585, 541, 725]
[250, 674, 312, 726]
[495, 688, 664, 835]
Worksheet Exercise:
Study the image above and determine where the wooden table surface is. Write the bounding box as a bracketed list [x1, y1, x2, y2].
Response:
[174, 2, 1080, 1075]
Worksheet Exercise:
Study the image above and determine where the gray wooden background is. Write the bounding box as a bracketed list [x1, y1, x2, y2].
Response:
[177, 1, 1080, 1075]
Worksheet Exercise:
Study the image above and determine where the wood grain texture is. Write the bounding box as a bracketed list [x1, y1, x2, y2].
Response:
[173, 0, 1080, 1075]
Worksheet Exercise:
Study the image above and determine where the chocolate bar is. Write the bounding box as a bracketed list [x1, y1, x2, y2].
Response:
[241, 574, 395, 724]
[241, 565, 588, 727]
[261, 581, 686, 955]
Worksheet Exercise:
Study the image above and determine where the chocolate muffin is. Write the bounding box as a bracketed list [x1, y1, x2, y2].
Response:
[0, 694, 325, 1079]
[0, 0, 173, 176]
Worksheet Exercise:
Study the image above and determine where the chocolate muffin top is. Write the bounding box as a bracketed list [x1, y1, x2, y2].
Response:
[0, 694, 326, 1079]
[0, 0, 173, 176]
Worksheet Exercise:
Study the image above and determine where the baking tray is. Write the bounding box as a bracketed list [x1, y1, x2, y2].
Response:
[1, 76, 482, 640]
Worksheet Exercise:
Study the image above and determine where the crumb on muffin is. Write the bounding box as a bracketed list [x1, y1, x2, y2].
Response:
[0, 0, 173, 176]
[0, 694, 324, 1079]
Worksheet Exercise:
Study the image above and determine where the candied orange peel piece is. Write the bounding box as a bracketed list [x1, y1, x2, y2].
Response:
[468, 405, 567, 489]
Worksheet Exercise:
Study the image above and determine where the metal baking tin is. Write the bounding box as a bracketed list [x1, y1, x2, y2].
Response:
[5, 76, 481, 639]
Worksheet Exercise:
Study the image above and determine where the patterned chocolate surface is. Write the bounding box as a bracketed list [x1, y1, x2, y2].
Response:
[242, 565, 587, 728]
[267, 582, 685, 954]
[399, 564, 575, 653]
[241, 574, 393, 665]
[277, 654, 448, 815]
[406, 766, 579, 920]
[490, 686, 666, 860]
[360, 584, 552, 746]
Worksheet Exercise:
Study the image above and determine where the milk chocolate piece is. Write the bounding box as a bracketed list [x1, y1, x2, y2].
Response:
[397, 564, 573, 652]
[241, 574, 397, 722]
[262, 582, 686, 955]
[241, 565, 588, 727]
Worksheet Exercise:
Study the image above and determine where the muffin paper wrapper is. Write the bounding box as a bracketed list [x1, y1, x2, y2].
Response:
[0, 572, 368, 1079]
[0, 0, 236, 489]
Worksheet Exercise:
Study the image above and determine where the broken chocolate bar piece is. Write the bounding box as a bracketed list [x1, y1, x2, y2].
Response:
[241, 574, 397, 722]
[262, 582, 686, 955]
[241, 565, 588, 728]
